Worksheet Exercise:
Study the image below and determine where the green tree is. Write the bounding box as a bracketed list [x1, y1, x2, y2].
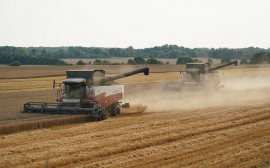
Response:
[146, 58, 164, 64]
[93, 48, 101, 55]
[260, 54, 270, 64]
[42, 49, 47, 55]
[249, 52, 269, 64]
[16, 48, 29, 55]
[192, 59, 203, 63]
[166, 61, 170, 65]
[76, 60, 87, 65]
[4, 46, 12, 53]
[31, 49, 37, 56]
[102, 60, 111, 65]
[240, 58, 249, 64]
[9, 61, 21, 66]
[168, 50, 181, 58]
[221, 58, 231, 64]
[127, 59, 137, 65]
[93, 59, 102, 65]
[88, 61, 92, 65]
[194, 51, 208, 57]
[59, 49, 66, 58]
[176, 57, 193, 64]
[126, 46, 134, 57]
[101, 50, 109, 57]
[134, 56, 146, 64]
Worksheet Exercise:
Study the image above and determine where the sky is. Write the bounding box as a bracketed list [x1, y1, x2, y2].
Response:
[0, 0, 269, 49]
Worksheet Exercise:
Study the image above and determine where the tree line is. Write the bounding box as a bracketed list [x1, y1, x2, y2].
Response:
[1, 45, 269, 60]
[2, 53, 270, 66]
[1, 46, 270, 66]
[0, 53, 70, 66]
[75, 57, 168, 65]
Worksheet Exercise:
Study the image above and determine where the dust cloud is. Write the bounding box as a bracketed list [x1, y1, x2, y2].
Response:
[121, 103, 147, 114]
[122, 74, 270, 113]
[222, 74, 270, 90]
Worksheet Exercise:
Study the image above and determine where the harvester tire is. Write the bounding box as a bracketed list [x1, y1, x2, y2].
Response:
[102, 112, 108, 120]
[111, 104, 121, 116]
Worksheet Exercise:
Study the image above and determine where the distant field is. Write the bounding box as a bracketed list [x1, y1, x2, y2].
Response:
[1, 67, 270, 93]
[0, 65, 184, 79]
[62, 57, 233, 65]
[1, 64, 269, 79]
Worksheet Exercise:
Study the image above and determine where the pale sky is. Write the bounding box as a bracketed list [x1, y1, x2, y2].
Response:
[0, 0, 269, 49]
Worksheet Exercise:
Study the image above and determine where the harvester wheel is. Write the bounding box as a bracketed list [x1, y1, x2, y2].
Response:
[102, 112, 108, 120]
[111, 104, 121, 116]
[102, 115, 107, 120]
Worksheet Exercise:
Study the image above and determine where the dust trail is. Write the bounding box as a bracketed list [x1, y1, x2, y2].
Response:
[222, 74, 270, 90]
[121, 103, 147, 114]
[123, 74, 270, 113]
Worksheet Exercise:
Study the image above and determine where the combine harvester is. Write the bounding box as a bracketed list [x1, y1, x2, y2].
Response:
[164, 61, 238, 92]
[21, 67, 149, 121]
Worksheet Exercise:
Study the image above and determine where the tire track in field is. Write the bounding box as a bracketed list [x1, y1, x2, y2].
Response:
[0, 104, 263, 154]
[75, 118, 270, 168]
[128, 124, 270, 168]
[1, 95, 270, 168]
[6, 105, 269, 168]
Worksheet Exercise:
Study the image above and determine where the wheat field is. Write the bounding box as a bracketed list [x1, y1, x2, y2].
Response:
[0, 87, 270, 167]
[0, 65, 270, 167]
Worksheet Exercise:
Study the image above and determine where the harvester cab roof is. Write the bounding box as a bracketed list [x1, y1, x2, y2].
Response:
[65, 70, 105, 86]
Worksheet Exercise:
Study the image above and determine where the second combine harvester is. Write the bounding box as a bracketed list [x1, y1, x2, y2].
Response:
[22, 67, 149, 121]
[164, 61, 238, 92]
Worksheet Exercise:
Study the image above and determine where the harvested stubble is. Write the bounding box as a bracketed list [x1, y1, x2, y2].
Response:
[1, 65, 270, 167]
[0, 89, 270, 167]
[1, 67, 270, 135]
[0, 115, 92, 135]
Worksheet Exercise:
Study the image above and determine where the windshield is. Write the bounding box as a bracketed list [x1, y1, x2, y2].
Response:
[65, 83, 85, 99]
[186, 72, 198, 82]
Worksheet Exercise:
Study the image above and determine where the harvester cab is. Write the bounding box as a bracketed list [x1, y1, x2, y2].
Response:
[184, 63, 211, 83]
[164, 61, 238, 92]
[22, 67, 149, 121]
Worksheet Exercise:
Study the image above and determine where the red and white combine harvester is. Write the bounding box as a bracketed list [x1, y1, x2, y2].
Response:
[164, 61, 238, 92]
[22, 67, 149, 121]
